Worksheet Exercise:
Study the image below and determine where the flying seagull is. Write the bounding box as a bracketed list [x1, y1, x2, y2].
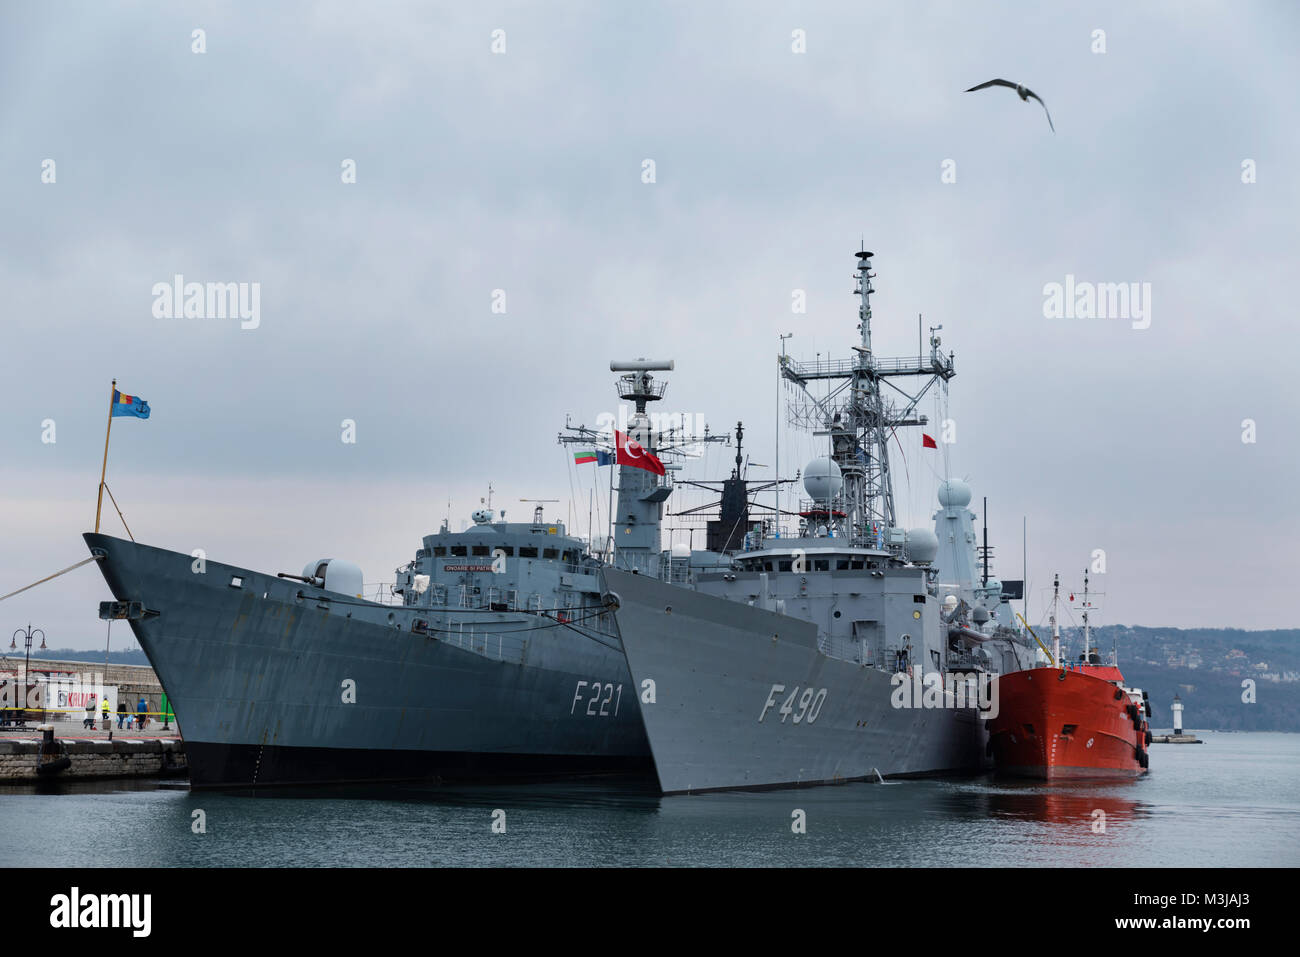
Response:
[965, 79, 1054, 132]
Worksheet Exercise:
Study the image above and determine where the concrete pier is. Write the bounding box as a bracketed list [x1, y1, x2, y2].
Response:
[0, 727, 186, 782]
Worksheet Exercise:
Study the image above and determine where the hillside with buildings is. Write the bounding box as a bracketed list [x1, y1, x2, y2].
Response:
[1054, 625, 1299, 732]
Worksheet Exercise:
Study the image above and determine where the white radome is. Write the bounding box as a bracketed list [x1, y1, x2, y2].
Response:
[937, 478, 972, 508]
[904, 528, 939, 563]
[803, 457, 844, 502]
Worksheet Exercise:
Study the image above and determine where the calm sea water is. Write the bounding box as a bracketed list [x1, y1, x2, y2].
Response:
[2, 731, 1297, 867]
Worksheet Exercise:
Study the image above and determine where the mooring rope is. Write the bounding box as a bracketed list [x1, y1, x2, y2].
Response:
[102, 483, 135, 542]
[0, 555, 104, 603]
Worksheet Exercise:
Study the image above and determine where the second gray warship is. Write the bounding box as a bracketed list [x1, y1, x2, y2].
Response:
[591, 249, 1035, 793]
[86, 504, 650, 787]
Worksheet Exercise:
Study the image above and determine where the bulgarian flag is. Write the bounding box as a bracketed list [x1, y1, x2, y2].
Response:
[574, 450, 615, 466]
[615, 430, 665, 476]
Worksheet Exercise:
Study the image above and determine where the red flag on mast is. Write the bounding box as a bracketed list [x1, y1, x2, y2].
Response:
[922, 433, 938, 449]
[615, 429, 665, 475]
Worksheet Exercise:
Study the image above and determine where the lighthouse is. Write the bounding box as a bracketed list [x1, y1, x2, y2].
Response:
[1172, 694, 1184, 735]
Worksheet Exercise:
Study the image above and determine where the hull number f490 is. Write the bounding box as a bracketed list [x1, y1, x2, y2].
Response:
[759, 684, 827, 724]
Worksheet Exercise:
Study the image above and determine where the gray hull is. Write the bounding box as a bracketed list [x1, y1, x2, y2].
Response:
[605, 569, 987, 794]
[86, 534, 650, 787]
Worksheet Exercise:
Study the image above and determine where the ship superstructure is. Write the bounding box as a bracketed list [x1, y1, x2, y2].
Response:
[600, 249, 1035, 793]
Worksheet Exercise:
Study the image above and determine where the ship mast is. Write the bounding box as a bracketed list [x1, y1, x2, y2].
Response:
[1050, 573, 1061, 667]
[1082, 568, 1091, 662]
[780, 250, 955, 546]
[557, 360, 726, 572]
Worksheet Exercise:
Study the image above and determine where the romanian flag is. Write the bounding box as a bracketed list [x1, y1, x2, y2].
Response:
[111, 390, 150, 419]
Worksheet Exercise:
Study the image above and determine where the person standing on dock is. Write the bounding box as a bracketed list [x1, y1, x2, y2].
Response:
[83, 696, 96, 730]
[137, 697, 148, 732]
[117, 697, 127, 729]
[101, 695, 110, 728]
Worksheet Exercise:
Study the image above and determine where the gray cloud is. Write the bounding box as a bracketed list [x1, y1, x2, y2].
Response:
[1, 1, 1295, 645]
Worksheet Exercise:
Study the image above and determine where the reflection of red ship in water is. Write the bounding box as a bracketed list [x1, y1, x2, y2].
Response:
[987, 572, 1151, 780]
[980, 786, 1141, 828]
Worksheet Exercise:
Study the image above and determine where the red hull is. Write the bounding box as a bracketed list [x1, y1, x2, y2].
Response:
[987, 667, 1149, 780]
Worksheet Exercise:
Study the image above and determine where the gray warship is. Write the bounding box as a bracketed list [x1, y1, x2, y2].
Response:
[86, 503, 651, 787]
[594, 249, 1035, 793]
[85, 247, 1029, 794]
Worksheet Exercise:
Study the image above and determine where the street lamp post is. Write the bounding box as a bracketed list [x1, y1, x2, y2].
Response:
[10, 624, 46, 726]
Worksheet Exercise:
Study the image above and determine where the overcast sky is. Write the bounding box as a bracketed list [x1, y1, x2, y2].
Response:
[1, 1, 1296, 649]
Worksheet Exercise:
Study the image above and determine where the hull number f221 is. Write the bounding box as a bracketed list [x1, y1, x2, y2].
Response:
[759, 684, 827, 724]
[571, 680, 623, 717]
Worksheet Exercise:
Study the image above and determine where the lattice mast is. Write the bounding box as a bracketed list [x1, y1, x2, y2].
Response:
[780, 250, 956, 546]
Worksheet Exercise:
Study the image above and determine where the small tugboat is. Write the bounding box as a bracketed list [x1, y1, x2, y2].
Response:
[986, 572, 1150, 779]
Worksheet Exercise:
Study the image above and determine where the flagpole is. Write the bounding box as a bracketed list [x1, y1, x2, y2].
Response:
[607, 460, 615, 564]
[94, 379, 116, 533]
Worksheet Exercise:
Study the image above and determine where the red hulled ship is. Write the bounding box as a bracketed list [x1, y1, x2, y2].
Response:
[987, 573, 1151, 780]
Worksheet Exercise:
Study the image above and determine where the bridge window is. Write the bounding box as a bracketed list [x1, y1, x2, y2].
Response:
[813, 559, 829, 571]
[499, 546, 514, 556]
[543, 548, 559, 559]
[472, 545, 490, 557]
[450, 546, 467, 557]
[778, 561, 792, 572]
[519, 547, 538, 558]
[836, 560, 849, 570]
[850, 561, 864, 570]
[432, 547, 446, 556]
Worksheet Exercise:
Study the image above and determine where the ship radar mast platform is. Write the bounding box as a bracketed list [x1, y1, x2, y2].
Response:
[779, 250, 956, 547]
[558, 359, 728, 571]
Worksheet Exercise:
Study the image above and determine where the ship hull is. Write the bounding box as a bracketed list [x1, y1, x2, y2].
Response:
[986, 668, 1147, 780]
[604, 569, 988, 794]
[85, 534, 651, 788]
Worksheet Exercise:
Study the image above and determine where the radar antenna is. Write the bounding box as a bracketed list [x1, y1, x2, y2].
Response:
[780, 250, 955, 546]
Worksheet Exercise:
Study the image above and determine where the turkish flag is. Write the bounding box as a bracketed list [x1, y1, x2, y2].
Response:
[615, 429, 665, 475]
[922, 433, 938, 449]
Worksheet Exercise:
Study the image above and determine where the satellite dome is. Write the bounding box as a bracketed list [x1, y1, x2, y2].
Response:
[903, 528, 939, 563]
[937, 479, 972, 508]
[803, 458, 844, 502]
[471, 509, 494, 525]
[670, 542, 691, 559]
[972, 605, 991, 624]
